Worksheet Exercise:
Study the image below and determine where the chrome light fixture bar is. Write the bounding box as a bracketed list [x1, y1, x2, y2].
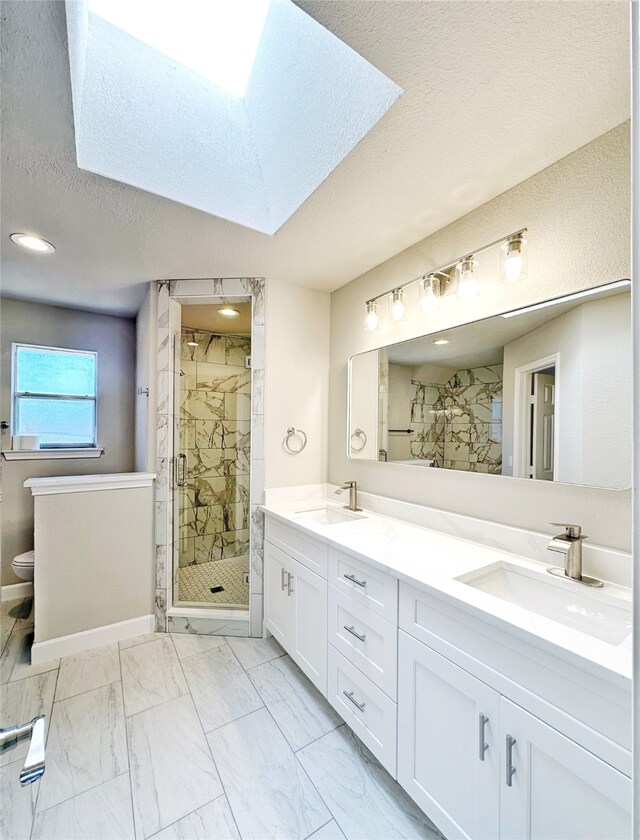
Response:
[364, 227, 527, 331]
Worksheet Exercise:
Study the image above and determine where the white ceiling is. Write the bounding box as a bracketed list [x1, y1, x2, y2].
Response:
[0, 1, 629, 317]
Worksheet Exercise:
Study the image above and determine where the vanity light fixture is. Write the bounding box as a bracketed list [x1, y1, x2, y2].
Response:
[500, 279, 631, 318]
[500, 232, 527, 283]
[456, 257, 479, 300]
[364, 300, 380, 331]
[362, 227, 527, 332]
[419, 274, 441, 312]
[10, 233, 55, 254]
[217, 306, 240, 318]
[390, 289, 405, 321]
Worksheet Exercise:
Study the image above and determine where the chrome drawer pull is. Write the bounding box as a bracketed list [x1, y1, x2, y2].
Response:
[281, 568, 288, 591]
[342, 690, 365, 712]
[343, 624, 367, 642]
[344, 573, 367, 588]
[287, 572, 294, 596]
[478, 713, 489, 761]
[505, 734, 516, 786]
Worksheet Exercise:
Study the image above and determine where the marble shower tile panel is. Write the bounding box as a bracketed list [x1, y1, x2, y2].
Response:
[168, 616, 249, 637]
[155, 589, 167, 632]
[251, 368, 264, 416]
[181, 391, 225, 421]
[224, 392, 252, 422]
[32, 773, 135, 840]
[180, 418, 196, 449]
[181, 644, 263, 732]
[241, 278, 265, 324]
[37, 683, 128, 812]
[194, 420, 224, 449]
[207, 707, 329, 839]
[156, 543, 167, 589]
[225, 335, 252, 367]
[249, 506, 264, 595]
[193, 534, 222, 564]
[126, 694, 223, 838]
[250, 324, 265, 368]
[180, 505, 224, 538]
[196, 362, 251, 394]
[249, 593, 263, 638]
[178, 537, 195, 566]
[182, 332, 226, 364]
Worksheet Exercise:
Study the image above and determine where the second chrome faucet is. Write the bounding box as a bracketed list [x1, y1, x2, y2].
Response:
[335, 480, 362, 512]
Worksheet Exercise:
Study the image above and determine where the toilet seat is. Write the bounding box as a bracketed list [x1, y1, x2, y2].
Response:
[12, 550, 35, 568]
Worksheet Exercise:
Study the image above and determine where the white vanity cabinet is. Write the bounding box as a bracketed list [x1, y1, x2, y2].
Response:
[263, 539, 327, 693]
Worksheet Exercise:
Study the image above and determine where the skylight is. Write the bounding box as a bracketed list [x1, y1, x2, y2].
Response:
[88, 0, 271, 97]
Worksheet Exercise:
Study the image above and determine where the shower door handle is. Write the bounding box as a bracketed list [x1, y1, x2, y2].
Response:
[175, 453, 187, 487]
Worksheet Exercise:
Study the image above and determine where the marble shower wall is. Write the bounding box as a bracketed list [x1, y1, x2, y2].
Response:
[155, 278, 265, 638]
[178, 330, 251, 575]
[410, 364, 503, 473]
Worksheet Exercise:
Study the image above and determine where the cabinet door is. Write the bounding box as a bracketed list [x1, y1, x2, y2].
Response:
[500, 698, 631, 840]
[398, 632, 500, 840]
[264, 541, 293, 649]
[291, 559, 327, 695]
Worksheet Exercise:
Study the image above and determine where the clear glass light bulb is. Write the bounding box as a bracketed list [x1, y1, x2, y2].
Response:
[420, 276, 440, 312]
[364, 302, 379, 331]
[503, 252, 523, 282]
[390, 290, 404, 320]
[456, 258, 479, 299]
[500, 235, 527, 283]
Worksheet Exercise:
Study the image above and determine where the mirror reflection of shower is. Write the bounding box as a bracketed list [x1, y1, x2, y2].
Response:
[174, 300, 252, 609]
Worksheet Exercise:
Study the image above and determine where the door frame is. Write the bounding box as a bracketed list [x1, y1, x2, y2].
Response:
[512, 353, 560, 480]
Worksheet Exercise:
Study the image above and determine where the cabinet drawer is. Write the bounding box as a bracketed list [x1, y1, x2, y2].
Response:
[328, 644, 397, 777]
[329, 586, 398, 700]
[328, 547, 397, 623]
[265, 517, 328, 578]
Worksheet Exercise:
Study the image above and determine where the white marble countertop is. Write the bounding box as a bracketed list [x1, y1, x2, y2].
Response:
[260, 496, 632, 686]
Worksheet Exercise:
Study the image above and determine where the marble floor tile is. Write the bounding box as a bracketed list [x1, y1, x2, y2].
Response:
[37, 682, 128, 812]
[150, 795, 240, 840]
[170, 631, 226, 660]
[32, 773, 134, 840]
[225, 634, 284, 670]
[298, 727, 441, 839]
[307, 820, 347, 840]
[120, 636, 188, 716]
[0, 670, 56, 768]
[0, 599, 22, 656]
[0, 758, 39, 840]
[248, 655, 341, 751]
[127, 694, 223, 839]
[55, 643, 120, 701]
[208, 707, 329, 840]
[1, 624, 59, 684]
[181, 644, 262, 732]
[119, 632, 166, 650]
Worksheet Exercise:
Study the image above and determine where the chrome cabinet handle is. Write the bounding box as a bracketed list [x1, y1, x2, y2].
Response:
[343, 690, 365, 712]
[344, 573, 367, 588]
[343, 624, 367, 642]
[287, 572, 294, 596]
[478, 713, 489, 761]
[505, 734, 516, 786]
[175, 453, 187, 487]
[281, 567, 288, 591]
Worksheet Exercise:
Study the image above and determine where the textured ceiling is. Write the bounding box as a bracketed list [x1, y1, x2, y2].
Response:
[0, 1, 630, 316]
[66, 0, 401, 234]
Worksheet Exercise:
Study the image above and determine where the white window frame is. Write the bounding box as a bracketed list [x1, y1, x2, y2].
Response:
[11, 343, 98, 449]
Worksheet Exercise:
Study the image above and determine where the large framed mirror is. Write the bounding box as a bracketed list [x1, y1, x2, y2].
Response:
[348, 280, 631, 490]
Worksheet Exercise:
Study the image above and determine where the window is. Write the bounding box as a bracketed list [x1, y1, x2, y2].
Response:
[12, 344, 97, 448]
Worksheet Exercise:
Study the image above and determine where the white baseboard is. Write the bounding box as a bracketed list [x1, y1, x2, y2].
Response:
[31, 614, 155, 665]
[1, 582, 34, 601]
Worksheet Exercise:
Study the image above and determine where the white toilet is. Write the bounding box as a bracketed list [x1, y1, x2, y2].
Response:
[11, 550, 35, 582]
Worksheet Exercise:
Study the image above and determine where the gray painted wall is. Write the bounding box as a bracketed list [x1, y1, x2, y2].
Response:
[0, 298, 136, 585]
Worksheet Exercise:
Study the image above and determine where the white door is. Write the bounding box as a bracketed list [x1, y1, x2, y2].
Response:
[531, 372, 554, 481]
[290, 559, 327, 695]
[264, 541, 293, 649]
[500, 697, 631, 840]
[397, 632, 500, 840]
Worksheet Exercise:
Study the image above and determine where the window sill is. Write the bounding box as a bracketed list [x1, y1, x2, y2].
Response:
[2, 448, 104, 461]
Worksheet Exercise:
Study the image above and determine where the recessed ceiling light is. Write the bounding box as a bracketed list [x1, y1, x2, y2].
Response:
[433, 339, 449, 345]
[218, 307, 241, 319]
[10, 233, 55, 254]
[88, 0, 271, 98]
[186, 341, 199, 347]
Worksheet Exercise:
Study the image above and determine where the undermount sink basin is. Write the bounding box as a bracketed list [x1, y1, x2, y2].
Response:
[294, 506, 366, 525]
[456, 561, 632, 645]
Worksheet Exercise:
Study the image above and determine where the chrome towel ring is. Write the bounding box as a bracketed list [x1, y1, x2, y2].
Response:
[285, 427, 307, 454]
[350, 428, 367, 452]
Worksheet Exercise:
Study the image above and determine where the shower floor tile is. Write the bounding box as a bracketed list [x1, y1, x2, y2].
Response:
[177, 556, 249, 607]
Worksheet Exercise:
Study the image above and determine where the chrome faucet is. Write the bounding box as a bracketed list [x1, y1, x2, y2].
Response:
[0, 715, 46, 784]
[335, 481, 362, 512]
[546, 523, 603, 588]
